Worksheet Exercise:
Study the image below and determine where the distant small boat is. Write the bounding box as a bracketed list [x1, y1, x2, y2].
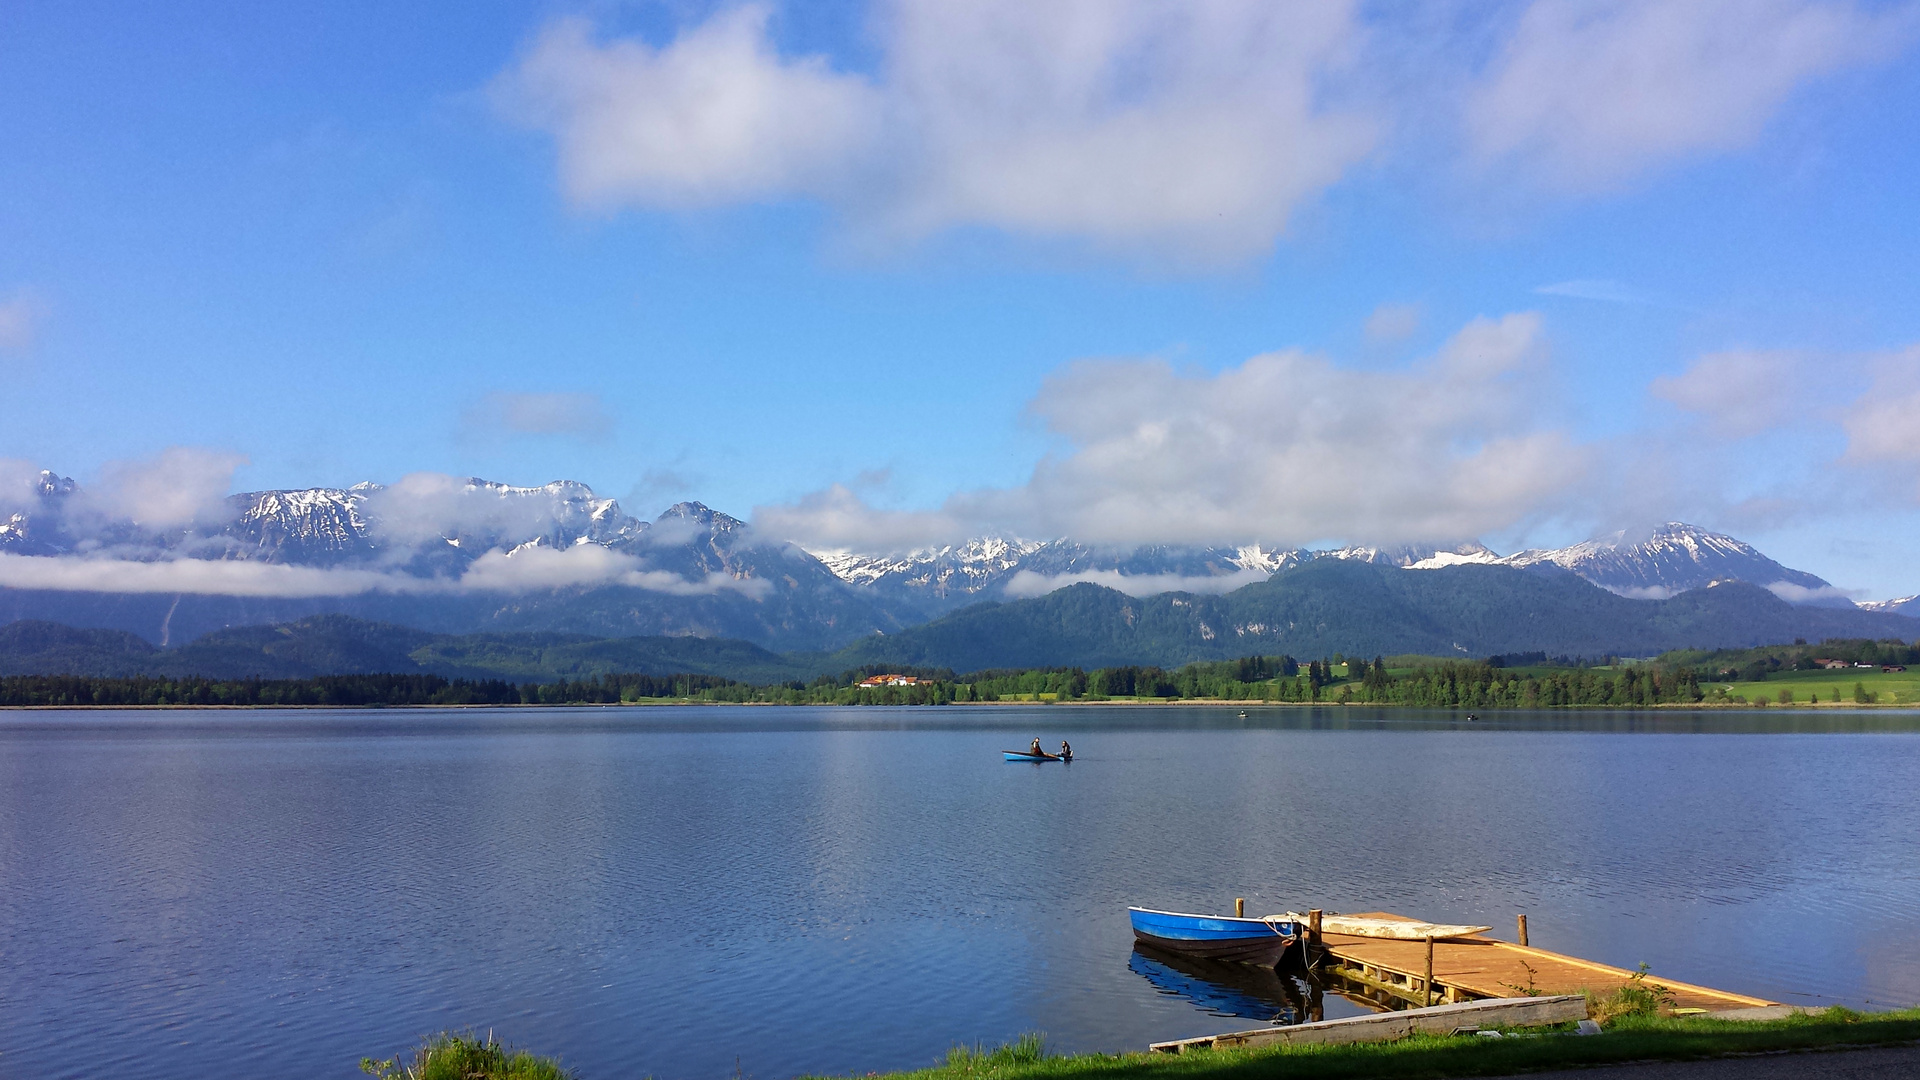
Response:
[1128, 907, 1299, 966]
[1238, 710, 1248, 718]
[1003, 750, 1069, 762]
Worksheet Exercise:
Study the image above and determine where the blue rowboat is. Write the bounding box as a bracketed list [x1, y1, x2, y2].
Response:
[1002, 750, 1070, 762]
[1128, 906, 1299, 966]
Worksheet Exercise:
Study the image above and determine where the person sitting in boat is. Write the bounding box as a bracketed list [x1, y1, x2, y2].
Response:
[1028, 737, 1046, 757]
[1059, 741, 1072, 760]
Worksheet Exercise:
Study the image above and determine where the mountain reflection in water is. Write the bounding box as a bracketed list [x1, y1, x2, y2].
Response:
[1129, 946, 1325, 1026]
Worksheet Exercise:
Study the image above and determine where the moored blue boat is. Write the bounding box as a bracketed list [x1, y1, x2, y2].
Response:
[1128, 906, 1299, 966]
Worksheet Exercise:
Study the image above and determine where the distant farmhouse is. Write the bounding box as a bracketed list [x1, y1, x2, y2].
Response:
[856, 674, 930, 687]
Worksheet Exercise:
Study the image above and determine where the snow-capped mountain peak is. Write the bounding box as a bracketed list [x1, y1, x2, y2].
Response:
[1494, 522, 1833, 600]
[807, 535, 1049, 592]
[227, 486, 373, 562]
[1328, 541, 1496, 568]
[1860, 594, 1919, 617]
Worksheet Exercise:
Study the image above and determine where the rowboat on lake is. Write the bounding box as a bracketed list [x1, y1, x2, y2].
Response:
[1127, 907, 1300, 966]
[1002, 749, 1071, 762]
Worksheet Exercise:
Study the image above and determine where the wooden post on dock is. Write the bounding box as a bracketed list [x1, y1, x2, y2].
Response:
[1308, 909, 1322, 950]
[1424, 937, 1434, 1006]
[1517, 914, 1529, 947]
[1236, 897, 1245, 918]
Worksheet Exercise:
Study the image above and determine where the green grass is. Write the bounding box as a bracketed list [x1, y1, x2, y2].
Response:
[1711, 668, 1920, 706]
[361, 1032, 573, 1080]
[819, 1008, 1920, 1080]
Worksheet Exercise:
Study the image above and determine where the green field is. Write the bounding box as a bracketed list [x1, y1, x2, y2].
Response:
[1704, 666, 1920, 706]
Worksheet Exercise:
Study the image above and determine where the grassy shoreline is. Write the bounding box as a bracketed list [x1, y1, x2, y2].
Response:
[9, 697, 1920, 710]
[374, 1011, 1920, 1080]
[827, 1009, 1920, 1080]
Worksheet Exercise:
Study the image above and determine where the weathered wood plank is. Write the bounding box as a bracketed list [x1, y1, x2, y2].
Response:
[1316, 912, 1775, 1011]
[1150, 995, 1588, 1053]
[1275, 912, 1493, 940]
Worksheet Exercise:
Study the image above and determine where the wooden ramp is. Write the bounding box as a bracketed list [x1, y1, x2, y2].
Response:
[1152, 995, 1588, 1053]
[1315, 912, 1774, 1013]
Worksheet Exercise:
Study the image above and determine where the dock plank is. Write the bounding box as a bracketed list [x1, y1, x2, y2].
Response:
[1151, 995, 1588, 1053]
[1317, 913, 1773, 1012]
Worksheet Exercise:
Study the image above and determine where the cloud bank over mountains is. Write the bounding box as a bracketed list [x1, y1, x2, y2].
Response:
[495, 0, 1912, 261]
[755, 309, 1920, 558]
[9, 301, 1914, 595]
[0, 465, 771, 600]
[12, 319, 1906, 604]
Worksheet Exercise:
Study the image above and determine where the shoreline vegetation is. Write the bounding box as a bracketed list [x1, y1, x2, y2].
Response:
[372, 1008, 1920, 1080]
[4, 639, 1918, 709]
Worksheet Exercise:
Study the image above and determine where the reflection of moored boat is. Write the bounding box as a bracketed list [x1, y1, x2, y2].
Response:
[1128, 907, 1300, 966]
[1129, 945, 1320, 1025]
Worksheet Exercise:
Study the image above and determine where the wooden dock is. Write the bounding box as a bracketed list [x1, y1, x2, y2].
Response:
[1312, 912, 1775, 1013]
[1152, 995, 1589, 1053]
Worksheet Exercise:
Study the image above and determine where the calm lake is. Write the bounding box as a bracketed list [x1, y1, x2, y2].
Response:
[3, 706, 1919, 1079]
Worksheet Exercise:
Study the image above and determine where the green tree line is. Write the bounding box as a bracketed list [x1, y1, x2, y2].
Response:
[0, 653, 1739, 709]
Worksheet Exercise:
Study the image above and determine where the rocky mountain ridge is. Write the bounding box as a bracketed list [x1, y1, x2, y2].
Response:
[806, 523, 1854, 609]
[0, 470, 1904, 648]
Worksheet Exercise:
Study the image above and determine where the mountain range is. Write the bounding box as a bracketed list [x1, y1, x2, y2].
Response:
[5, 560, 1914, 683]
[2, 471, 1912, 656]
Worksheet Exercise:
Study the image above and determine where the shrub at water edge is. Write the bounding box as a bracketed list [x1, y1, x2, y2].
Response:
[361, 1031, 571, 1080]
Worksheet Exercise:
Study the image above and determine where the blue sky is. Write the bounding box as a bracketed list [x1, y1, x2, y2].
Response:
[4, 0, 1920, 595]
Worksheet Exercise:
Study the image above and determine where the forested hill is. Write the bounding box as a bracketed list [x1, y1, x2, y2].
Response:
[0, 615, 813, 684]
[828, 559, 1920, 672]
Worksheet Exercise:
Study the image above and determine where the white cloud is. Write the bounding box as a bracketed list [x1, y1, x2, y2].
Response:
[0, 544, 768, 599]
[1651, 349, 1814, 438]
[1766, 580, 1863, 603]
[81, 448, 248, 531]
[457, 544, 769, 597]
[751, 482, 968, 552]
[870, 0, 1375, 261]
[0, 553, 403, 597]
[466, 391, 614, 440]
[1468, 0, 1914, 192]
[1534, 279, 1657, 306]
[495, 1, 1377, 262]
[0, 292, 38, 351]
[0, 458, 46, 514]
[763, 312, 1592, 550]
[360, 472, 608, 548]
[492, 2, 1919, 262]
[495, 9, 880, 208]
[1363, 302, 1422, 344]
[1608, 584, 1678, 601]
[1002, 567, 1271, 599]
[986, 312, 1582, 545]
[1843, 347, 1920, 472]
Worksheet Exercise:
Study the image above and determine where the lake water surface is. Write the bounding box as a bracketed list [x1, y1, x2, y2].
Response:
[3, 706, 1919, 1079]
